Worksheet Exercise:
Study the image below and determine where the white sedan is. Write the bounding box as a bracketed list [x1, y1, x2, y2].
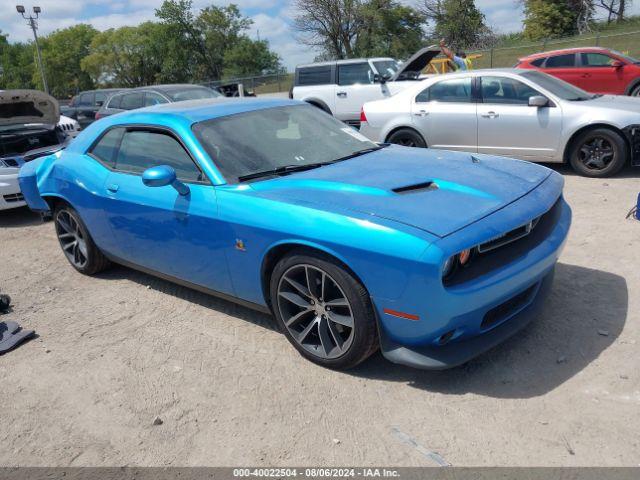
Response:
[359, 68, 640, 177]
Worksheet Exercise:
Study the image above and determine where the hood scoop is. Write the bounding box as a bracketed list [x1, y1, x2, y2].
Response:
[392, 181, 438, 194]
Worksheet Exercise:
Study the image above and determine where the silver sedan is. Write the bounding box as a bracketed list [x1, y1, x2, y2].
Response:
[359, 68, 640, 177]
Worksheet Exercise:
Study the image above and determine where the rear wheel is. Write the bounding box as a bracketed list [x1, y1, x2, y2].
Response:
[630, 84, 640, 97]
[569, 128, 628, 178]
[54, 204, 110, 275]
[387, 128, 426, 148]
[270, 251, 378, 369]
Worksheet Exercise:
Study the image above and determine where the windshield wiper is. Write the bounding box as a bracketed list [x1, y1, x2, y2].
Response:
[328, 145, 387, 164]
[238, 163, 326, 182]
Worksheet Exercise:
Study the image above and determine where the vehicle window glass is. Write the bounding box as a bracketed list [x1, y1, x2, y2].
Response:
[530, 58, 546, 67]
[520, 70, 595, 101]
[89, 128, 124, 168]
[115, 130, 203, 182]
[545, 54, 575, 68]
[481, 76, 541, 105]
[372, 60, 399, 77]
[581, 53, 615, 67]
[192, 104, 378, 183]
[107, 95, 122, 109]
[78, 93, 94, 106]
[164, 87, 220, 102]
[94, 92, 107, 105]
[120, 93, 144, 110]
[144, 92, 168, 106]
[423, 77, 472, 103]
[297, 66, 332, 86]
[338, 63, 374, 86]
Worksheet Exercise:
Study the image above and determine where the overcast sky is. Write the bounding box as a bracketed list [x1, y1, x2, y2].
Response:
[3, 0, 640, 71]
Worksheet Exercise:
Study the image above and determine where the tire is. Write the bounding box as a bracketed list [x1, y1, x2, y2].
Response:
[630, 84, 640, 97]
[568, 128, 628, 178]
[53, 203, 110, 275]
[270, 250, 378, 370]
[387, 128, 426, 148]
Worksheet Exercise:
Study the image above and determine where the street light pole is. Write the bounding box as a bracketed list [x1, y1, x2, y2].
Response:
[16, 5, 49, 94]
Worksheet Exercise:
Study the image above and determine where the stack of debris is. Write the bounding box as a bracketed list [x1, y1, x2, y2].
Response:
[0, 294, 35, 354]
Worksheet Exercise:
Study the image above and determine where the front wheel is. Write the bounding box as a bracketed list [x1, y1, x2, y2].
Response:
[630, 84, 640, 97]
[270, 251, 378, 369]
[569, 128, 628, 178]
[54, 204, 110, 275]
[387, 128, 427, 148]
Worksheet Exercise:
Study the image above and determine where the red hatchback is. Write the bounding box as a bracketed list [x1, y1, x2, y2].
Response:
[517, 47, 640, 96]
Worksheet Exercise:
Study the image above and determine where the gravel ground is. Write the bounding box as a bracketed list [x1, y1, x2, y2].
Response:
[0, 164, 638, 467]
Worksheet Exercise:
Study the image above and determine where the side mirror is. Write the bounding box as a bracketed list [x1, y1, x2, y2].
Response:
[612, 60, 624, 69]
[529, 95, 549, 107]
[142, 165, 190, 196]
[374, 73, 390, 84]
[95, 100, 104, 107]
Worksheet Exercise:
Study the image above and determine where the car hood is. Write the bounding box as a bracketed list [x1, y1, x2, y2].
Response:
[391, 46, 440, 81]
[579, 94, 640, 114]
[247, 147, 552, 237]
[0, 89, 60, 128]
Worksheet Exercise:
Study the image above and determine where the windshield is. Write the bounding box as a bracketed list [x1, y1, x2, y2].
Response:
[519, 70, 595, 101]
[164, 86, 221, 102]
[610, 50, 640, 64]
[193, 104, 378, 183]
[373, 60, 400, 77]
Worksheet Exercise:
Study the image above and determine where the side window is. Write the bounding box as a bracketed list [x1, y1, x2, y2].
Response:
[144, 92, 168, 106]
[94, 92, 107, 106]
[545, 54, 576, 68]
[297, 66, 333, 86]
[581, 53, 616, 67]
[422, 77, 473, 103]
[481, 76, 541, 105]
[78, 93, 94, 106]
[338, 63, 374, 86]
[107, 95, 122, 109]
[530, 58, 546, 67]
[115, 130, 203, 183]
[120, 93, 144, 111]
[89, 128, 125, 168]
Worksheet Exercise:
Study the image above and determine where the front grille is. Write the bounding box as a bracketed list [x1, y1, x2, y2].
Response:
[481, 283, 537, 330]
[478, 217, 540, 253]
[445, 197, 562, 287]
[3, 193, 24, 203]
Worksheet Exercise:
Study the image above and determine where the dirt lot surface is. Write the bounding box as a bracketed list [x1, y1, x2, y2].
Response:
[1, 165, 639, 467]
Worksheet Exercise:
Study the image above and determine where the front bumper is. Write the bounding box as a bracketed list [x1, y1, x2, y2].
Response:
[0, 171, 26, 211]
[380, 268, 554, 369]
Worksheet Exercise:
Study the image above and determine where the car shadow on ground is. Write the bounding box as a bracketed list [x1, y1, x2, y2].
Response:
[95, 265, 278, 332]
[349, 263, 628, 399]
[542, 162, 639, 179]
[0, 207, 43, 228]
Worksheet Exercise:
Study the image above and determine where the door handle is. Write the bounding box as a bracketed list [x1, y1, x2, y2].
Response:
[413, 110, 429, 117]
[337, 91, 347, 97]
[481, 111, 499, 118]
[107, 184, 119, 193]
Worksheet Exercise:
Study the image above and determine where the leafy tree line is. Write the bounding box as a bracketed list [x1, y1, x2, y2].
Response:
[0, 1, 281, 98]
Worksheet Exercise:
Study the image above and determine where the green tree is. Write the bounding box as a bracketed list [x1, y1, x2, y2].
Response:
[223, 37, 281, 78]
[355, 0, 426, 58]
[38, 24, 98, 98]
[523, 0, 579, 40]
[0, 31, 36, 89]
[422, 0, 491, 49]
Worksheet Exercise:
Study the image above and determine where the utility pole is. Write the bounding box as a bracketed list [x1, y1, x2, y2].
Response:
[16, 5, 48, 94]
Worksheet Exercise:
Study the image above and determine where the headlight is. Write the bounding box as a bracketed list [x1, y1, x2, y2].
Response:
[442, 255, 456, 279]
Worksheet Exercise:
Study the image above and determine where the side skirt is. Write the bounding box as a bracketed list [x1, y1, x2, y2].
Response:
[103, 253, 272, 315]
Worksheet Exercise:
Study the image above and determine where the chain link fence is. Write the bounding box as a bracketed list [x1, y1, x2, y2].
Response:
[205, 30, 640, 95]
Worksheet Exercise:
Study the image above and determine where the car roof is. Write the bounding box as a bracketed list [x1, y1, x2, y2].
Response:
[521, 46, 612, 60]
[132, 84, 212, 93]
[297, 58, 394, 68]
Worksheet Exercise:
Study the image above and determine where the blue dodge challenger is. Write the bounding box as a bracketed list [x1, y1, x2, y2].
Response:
[19, 98, 571, 370]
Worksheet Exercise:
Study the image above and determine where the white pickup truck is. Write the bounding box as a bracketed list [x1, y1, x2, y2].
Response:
[291, 47, 439, 128]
